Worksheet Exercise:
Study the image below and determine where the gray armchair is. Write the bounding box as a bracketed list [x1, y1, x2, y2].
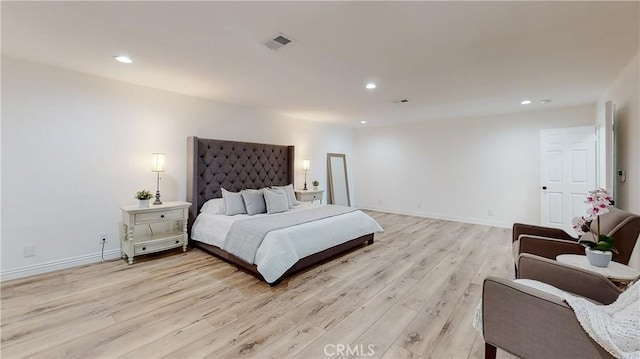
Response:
[482, 254, 622, 359]
[512, 207, 640, 269]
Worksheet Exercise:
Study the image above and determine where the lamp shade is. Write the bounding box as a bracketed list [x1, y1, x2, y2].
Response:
[302, 159, 310, 171]
[151, 153, 166, 172]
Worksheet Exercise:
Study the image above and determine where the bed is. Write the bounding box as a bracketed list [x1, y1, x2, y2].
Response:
[186, 137, 383, 285]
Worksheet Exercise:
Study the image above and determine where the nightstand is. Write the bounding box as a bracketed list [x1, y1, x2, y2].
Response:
[295, 189, 325, 204]
[120, 201, 191, 264]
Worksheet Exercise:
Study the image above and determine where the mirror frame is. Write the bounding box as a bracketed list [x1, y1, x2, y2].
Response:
[327, 153, 351, 206]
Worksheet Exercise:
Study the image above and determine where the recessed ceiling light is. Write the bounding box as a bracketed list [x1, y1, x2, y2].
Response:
[540, 99, 552, 104]
[360, 120, 367, 124]
[114, 55, 133, 64]
[521, 100, 532, 105]
[365, 83, 376, 90]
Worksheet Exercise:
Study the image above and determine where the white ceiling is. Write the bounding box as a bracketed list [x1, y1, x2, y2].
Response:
[2, 1, 639, 127]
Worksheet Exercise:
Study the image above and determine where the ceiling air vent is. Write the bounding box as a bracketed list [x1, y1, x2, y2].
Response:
[264, 33, 294, 51]
[392, 99, 409, 104]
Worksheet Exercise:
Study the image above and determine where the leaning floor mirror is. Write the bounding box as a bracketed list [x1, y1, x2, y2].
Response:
[327, 153, 351, 206]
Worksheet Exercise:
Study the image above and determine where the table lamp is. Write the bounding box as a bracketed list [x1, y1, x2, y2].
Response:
[151, 153, 166, 205]
[302, 159, 310, 191]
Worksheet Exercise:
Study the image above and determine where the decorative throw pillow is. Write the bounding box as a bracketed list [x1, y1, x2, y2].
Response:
[272, 184, 299, 208]
[241, 189, 267, 216]
[200, 198, 225, 215]
[263, 188, 290, 214]
[222, 188, 247, 215]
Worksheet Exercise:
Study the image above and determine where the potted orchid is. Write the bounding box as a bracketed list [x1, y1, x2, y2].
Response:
[312, 180, 319, 191]
[572, 188, 617, 267]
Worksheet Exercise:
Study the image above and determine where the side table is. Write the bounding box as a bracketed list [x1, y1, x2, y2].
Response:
[556, 254, 640, 289]
[295, 189, 324, 204]
[121, 201, 191, 264]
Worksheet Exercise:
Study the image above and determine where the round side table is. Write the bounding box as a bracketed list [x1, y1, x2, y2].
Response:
[556, 254, 640, 289]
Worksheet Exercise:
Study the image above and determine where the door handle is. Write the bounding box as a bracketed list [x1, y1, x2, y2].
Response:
[542, 186, 547, 190]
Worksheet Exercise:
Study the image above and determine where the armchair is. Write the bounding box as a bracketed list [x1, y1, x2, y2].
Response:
[482, 254, 622, 359]
[512, 207, 640, 268]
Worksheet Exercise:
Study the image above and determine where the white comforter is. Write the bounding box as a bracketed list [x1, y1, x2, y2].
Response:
[191, 203, 383, 283]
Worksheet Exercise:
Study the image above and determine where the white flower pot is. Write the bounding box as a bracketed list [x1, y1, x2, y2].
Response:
[585, 247, 612, 268]
[313, 186, 318, 191]
[139, 199, 150, 208]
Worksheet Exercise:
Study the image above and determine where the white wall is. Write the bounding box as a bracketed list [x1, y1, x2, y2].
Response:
[354, 105, 595, 227]
[597, 52, 640, 270]
[1, 57, 355, 280]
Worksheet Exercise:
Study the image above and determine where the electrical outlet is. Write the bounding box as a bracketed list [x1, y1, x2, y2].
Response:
[487, 210, 494, 217]
[377, 199, 382, 205]
[99, 232, 109, 244]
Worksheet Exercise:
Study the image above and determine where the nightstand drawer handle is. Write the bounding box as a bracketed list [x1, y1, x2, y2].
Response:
[142, 247, 146, 251]
[160, 215, 165, 218]
[175, 240, 179, 244]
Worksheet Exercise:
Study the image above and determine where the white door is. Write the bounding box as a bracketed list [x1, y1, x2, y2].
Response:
[540, 126, 596, 234]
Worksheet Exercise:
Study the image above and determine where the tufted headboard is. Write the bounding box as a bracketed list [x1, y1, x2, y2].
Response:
[186, 137, 294, 229]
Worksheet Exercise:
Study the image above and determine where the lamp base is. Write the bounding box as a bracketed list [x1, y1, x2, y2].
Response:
[153, 171, 163, 205]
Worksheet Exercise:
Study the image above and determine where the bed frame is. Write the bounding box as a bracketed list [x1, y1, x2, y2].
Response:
[186, 137, 374, 286]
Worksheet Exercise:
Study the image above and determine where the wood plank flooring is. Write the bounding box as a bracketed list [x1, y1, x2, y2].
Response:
[1, 211, 515, 358]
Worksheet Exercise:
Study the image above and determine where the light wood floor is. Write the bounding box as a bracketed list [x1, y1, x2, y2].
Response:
[1, 211, 516, 359]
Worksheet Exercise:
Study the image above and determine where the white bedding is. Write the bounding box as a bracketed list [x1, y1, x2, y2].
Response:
[191, 203, 383, 283]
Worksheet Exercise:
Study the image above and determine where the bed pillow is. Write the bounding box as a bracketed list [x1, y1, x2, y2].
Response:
[200, 198, 225, 215]
[263, 188, 290, 214]
[272, 184, 299, 208]
[241, 189, 267, 216]
[222, 188, 247, 215]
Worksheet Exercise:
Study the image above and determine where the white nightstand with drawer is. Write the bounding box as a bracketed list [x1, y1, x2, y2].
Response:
[120, 201, 191, 264]
[294, 189, 325, 204]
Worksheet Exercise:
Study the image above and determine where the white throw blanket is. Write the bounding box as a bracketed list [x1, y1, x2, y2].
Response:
[473, 279, 640, 359]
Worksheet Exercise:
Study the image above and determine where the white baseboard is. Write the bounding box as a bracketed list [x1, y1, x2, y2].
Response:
[1, 249, 122, 282]
[358, 205, 513, 229]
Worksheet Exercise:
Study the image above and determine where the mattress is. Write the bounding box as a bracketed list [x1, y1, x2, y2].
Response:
[191, 203, 383, 283]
